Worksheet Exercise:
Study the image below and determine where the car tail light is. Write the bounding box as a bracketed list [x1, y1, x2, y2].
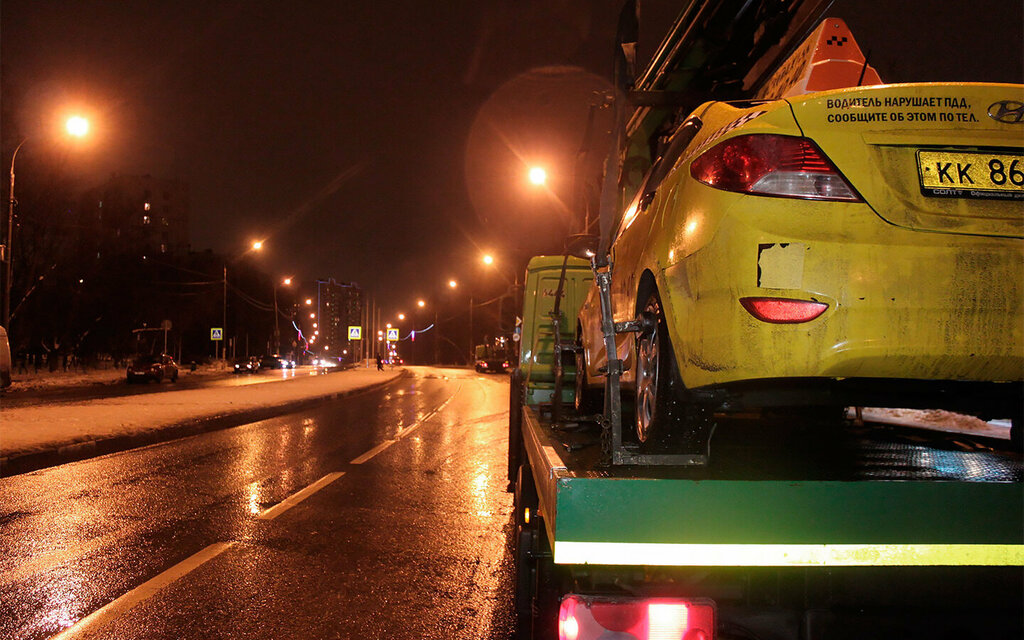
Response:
[690, 134, 860, 201]
[558, 595, 715, 640]
[741, 297, 829, 323]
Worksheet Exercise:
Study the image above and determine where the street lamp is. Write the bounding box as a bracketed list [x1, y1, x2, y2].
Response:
[528, 166, 547, 186]
[3, 115, 91, 330]
[273, 276, 292, 354]
[66, 116, 90, 138]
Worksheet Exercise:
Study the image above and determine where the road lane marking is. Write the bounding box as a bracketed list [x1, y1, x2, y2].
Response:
[350, 384, 461, 464]
[257, 472, 345, 520]
[349, 440, 396, 464]
[50, 542, 234, 640]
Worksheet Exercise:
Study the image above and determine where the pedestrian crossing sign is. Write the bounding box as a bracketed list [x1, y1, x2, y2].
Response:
[211, 327, 223, 341]
[348, 326, 362, 340]
[387, 328, 399, 341]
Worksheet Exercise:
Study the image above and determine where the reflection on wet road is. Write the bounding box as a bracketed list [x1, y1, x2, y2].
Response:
[0, 367, 515, 640]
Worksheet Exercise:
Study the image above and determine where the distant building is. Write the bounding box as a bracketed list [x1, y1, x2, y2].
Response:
[78, 174, 190, 259]
[318, 279, 363, 361]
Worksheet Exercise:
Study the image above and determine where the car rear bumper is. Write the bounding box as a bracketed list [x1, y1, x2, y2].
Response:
[660, 199, 1024, 391]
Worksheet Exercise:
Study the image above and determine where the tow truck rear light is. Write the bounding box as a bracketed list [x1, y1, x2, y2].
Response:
[558, 595, 715, 640]
[740, 297, 828, 323]
[690, 134, 860, 201]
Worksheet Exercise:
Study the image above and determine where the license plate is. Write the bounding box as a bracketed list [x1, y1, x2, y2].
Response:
[917, 150, 1024, 200]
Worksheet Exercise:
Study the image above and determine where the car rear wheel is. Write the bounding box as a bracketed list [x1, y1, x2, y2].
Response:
[573, 335, 602, 416]
[635, 290, 682, 446]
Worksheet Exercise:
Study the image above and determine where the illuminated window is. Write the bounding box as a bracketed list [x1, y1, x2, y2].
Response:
[142, 215, 151, 225]
[144, 202, 151, 211]
[161, 217, 169, 226]
[160, 243, 168, 253]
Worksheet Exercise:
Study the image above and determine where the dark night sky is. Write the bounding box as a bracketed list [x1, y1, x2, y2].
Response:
[3, 0, 1021, 315]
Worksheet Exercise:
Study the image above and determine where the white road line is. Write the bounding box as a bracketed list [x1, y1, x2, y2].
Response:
[351, 384, 461, 463]
[349, 439, 396, 464]
[257, 472, 346, 520]
[49, 542, 234, 640]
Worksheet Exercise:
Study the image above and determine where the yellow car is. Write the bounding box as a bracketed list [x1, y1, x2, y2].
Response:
[577, 80, 1024, 448]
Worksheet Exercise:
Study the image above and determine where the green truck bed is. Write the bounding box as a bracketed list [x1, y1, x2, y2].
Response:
[522, 405, 1023, 569]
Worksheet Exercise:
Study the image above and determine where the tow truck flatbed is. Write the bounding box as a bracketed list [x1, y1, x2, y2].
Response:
[522, 405, 1023, 569]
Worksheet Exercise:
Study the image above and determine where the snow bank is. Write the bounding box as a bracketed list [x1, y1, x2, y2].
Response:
[1, 368, 403, 458]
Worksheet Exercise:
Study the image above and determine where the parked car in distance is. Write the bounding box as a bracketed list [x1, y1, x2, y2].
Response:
[233, 356, 260, 374]
[260, 354, 295, 369]
[126, 354, 178, 383]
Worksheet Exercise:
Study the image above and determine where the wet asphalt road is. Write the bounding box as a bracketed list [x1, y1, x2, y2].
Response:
[0, 366, 516, 640]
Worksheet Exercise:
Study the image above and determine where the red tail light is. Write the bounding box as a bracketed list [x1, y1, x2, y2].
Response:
[559, 595, 715, 640]
[690, 134, 860, 201]
[741, 297, 829, 323]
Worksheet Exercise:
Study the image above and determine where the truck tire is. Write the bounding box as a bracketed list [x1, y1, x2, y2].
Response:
[508, 368, 524, 492]
[513, 463, 540, 638]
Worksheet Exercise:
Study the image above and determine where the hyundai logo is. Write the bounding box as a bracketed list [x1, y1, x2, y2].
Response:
[988, 100, 1024, 124]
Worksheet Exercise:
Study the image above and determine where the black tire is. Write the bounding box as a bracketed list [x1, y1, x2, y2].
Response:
[634, 290, 683, 448]
[512, 463, 540, 638]
[508, 369, 524, 491]
[573, 338, 602, 416]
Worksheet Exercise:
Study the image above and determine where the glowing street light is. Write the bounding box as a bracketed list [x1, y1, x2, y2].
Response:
[252, 240, 264, 251]
[5, 113, 92, 328]
[417, 300, 425, 308]
[282, 277, 292, 286]
[305, 298, 312, 305]
[528, 166, 547, 186]
[66, 115, 90, 138]
[482, 254, 494, 265]
[448, 279, 458, 289]
[397, 313, 405, 321]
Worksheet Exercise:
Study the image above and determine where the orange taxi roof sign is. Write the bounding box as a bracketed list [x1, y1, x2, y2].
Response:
[755, 18, 883, 100]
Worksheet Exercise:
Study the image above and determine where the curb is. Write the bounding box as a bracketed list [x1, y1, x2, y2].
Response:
[0, 371, 410, 478]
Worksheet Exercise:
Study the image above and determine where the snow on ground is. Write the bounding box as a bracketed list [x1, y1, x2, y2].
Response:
[0, 367, 403, 458]
[5, 362, 226, 392]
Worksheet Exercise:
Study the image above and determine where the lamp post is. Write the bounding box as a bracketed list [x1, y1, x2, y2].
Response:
[3, 116, 90, 330]
[273, 277, 292, 354]
[220, 239, 265, 361]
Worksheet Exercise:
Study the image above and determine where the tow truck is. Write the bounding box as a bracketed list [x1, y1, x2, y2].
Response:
[505, 3, 1023, 638]
[509, 252, 1022, 640]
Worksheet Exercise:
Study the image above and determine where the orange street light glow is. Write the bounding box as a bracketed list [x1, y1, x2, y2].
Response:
[417, 300, 425, 308]
[448, 279, 457, 289]
[66, 116, 90, 137]
[398, 313, 405, 320]
[252, 240, 264, 250]
[282, 277, 292, 286]
[528, 166, 547, 185]
[482, 254, 494, 265]
[305, 298, 312, 305]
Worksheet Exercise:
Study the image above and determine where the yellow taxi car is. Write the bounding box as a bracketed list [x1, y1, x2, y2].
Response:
[577, 25, 1023, 449]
